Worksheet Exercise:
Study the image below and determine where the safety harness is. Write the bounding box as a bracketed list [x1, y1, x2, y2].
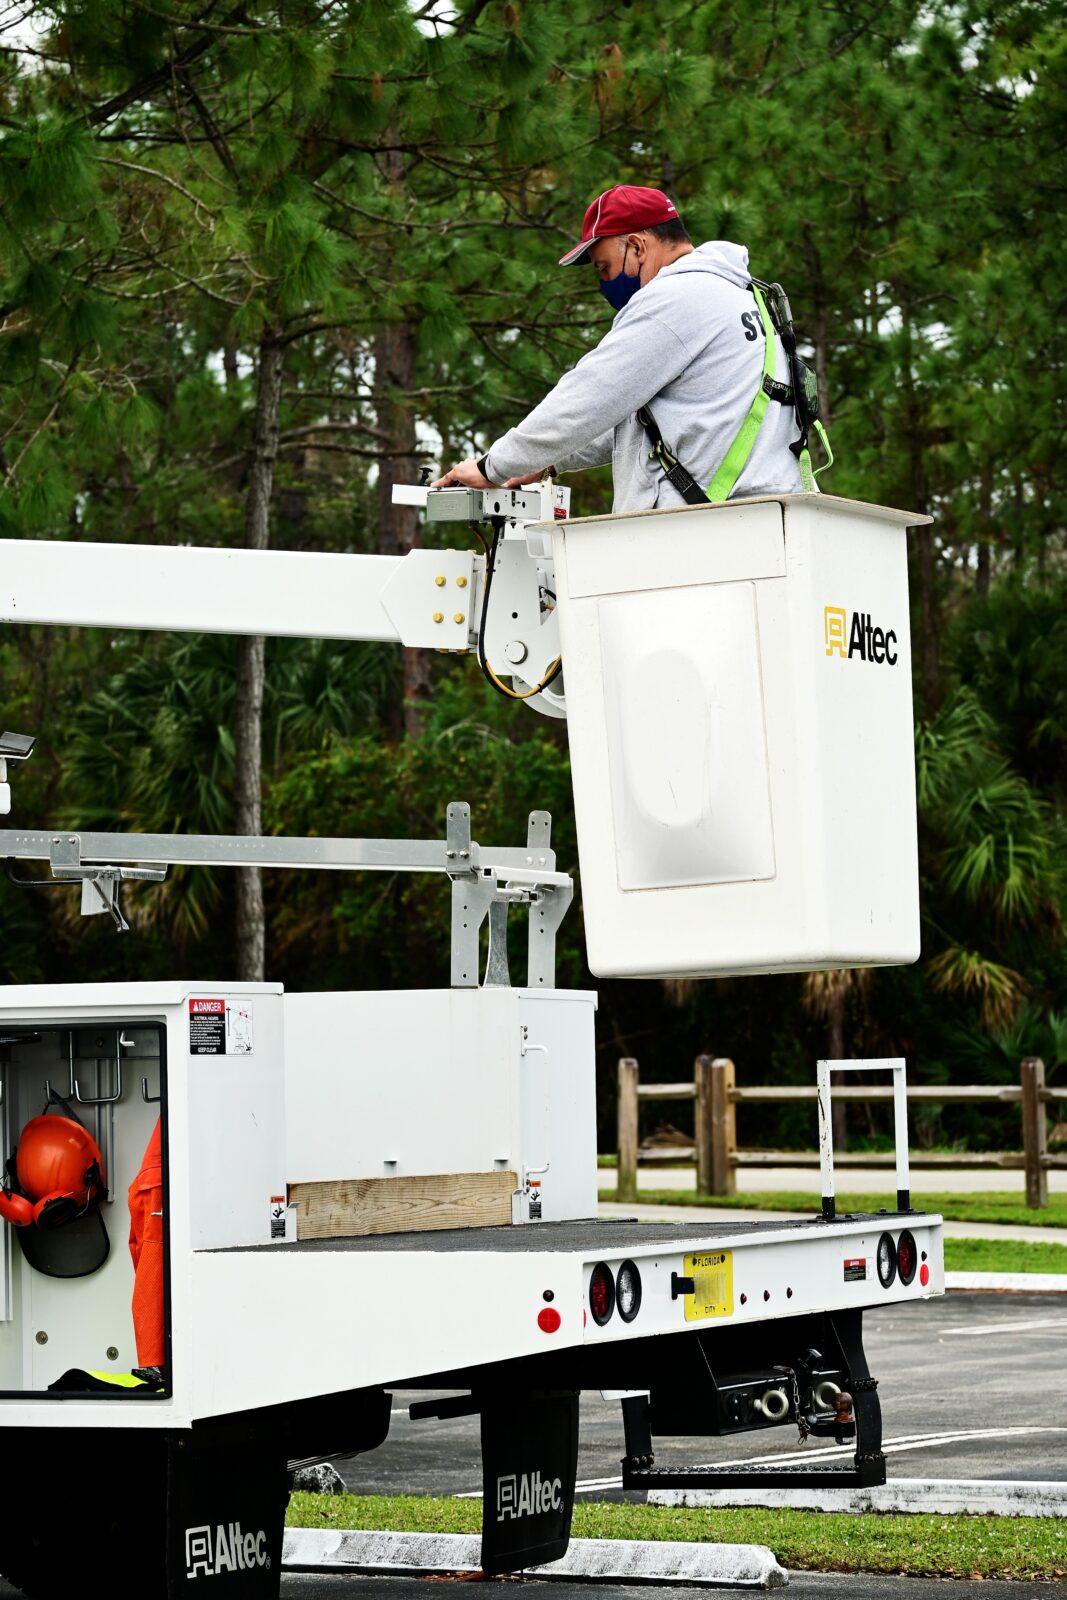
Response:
[637, 279, 833, 505]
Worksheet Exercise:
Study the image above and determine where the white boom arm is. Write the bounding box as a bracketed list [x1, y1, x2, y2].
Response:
[0, 539, 474, 647]
[0, 481, 567, 710]
[0, 482, 573, 974]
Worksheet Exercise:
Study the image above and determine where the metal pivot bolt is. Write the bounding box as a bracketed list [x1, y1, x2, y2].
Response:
[434, 575, 446, 587]
[453, 613, 465, 624]
[432, 612, 443, 623]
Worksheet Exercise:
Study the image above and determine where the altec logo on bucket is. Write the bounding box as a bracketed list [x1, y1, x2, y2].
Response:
[185, 1523, 270, 1578]
[496, 1470, 563, 1520]
[824, 605, 899, 666]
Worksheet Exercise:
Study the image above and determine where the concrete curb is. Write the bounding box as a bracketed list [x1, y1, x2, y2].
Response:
[649, 1477, 1067, 1518]
[282, 1528, 788, 1588]
[946, 1271, 1067, 1292]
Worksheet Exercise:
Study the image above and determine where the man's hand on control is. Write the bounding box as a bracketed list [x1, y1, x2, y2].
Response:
[431, 457, 495, 489]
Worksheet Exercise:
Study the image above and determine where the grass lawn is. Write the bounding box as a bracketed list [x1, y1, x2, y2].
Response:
[943, 1235, 1067, 1273]
[598, 1186, 1067, 1229]
[286, 1492, 1067, 1582]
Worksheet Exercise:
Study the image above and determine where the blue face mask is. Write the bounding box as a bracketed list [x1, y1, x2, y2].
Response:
[599, 246, 642, 311]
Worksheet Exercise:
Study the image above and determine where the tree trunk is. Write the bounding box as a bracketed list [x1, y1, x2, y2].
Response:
[234, 335, 285, 982]
[976, 462, 991, 595]
[374, 317, 428, 738]
[898, 303, 938, 713]
[374, 140, 428, 740]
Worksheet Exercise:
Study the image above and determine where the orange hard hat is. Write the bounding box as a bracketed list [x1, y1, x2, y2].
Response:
[14, 1115, 105, 1228]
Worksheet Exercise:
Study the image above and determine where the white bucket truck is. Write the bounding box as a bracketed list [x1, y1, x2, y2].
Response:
[0, 485, 940, 1596]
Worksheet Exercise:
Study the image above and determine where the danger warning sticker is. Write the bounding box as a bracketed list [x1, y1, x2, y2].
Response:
[843, 1257, 867, 1282]
[189, 998, 254, 1056]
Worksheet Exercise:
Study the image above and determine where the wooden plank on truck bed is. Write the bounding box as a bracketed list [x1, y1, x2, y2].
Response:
[288, 1171, 517, 1240]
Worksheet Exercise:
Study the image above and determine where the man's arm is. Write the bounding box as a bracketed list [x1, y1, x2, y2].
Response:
[542, 428, 613, 477]
[481, 308, 694, 483]
[430, 428, 611, 491]
[431, 305, 691, 490]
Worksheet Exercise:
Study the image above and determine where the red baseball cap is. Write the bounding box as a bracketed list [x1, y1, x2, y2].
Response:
[558, 185, 680, 266]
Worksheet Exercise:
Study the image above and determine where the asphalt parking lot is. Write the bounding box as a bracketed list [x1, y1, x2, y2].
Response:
[2, 1576, 1064, 1600]
[277, 1577, 1066, 1599]
[2, 1568, 1063, 1600]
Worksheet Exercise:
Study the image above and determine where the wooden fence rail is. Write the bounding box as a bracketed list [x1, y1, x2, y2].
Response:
[615, 1055, 1067, 1210]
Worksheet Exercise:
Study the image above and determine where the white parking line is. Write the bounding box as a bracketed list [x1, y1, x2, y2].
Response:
[939, 1317, 1064, 1337]
[720, 1424, 1067, 1471]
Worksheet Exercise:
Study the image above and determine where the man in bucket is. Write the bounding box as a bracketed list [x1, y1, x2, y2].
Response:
[433, 184, 803, 509]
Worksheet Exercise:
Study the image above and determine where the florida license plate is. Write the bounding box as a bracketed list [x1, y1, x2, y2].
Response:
[683, 1250, 734, 1321]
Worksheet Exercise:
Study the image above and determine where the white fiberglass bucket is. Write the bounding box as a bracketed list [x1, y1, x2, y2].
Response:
[550, 494, 929, 979]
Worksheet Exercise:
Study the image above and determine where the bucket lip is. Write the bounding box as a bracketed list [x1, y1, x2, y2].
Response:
[532, 492, 933, 531]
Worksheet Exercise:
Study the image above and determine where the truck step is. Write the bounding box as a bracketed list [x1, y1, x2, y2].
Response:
[624, 1456, 886, 1491]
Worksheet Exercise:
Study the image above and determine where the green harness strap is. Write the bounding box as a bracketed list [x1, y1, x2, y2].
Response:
[705, 283, 834, 500]
[808, 420, 833, 486]
[706, 283, 778, 504]
[639, 281, 834, 503]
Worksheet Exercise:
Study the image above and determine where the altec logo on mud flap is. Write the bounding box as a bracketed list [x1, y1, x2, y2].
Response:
[185, 1523, 270, 1578]
[496, 1471, 563, 1520]
[824, 606, 899, 666]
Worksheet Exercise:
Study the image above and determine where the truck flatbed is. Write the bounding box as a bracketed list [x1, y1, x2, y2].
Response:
[221, 1212, 928, 1252]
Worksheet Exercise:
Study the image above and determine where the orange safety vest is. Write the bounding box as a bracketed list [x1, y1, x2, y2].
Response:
[128, 1119, 164, 1368]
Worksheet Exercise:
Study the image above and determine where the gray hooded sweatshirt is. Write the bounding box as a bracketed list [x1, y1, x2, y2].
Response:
[484, 241, 803, 511]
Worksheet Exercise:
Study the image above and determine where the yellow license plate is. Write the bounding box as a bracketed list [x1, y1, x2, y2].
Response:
[683, 1250, 734, 1321]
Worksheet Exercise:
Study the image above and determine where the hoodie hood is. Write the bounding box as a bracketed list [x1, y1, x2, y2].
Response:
[664, 240, 752, 289]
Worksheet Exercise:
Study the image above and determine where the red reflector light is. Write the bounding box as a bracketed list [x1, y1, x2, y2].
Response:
[589, 1261, 615, 1326]
[537, 1307, 561, 1333]
[919, 1263, 930, 1287]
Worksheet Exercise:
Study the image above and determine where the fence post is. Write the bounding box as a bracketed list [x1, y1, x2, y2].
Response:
[694, 1055, 713, 1194]
[1021, 1056, 1048, 1210]
[710, 1058, 738, 1197]
[617, 1058, 639, 1203]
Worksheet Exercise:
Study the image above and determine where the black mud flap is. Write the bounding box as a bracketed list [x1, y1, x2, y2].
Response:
[479, 1390, 578, 1576]
[0, 1415, 287, 1599]
[166, 1417, 289, 1596]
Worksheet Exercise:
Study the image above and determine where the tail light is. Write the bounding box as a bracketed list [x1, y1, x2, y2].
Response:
[589, 1262, 615, 1326]
[616, 1259, 642, 1322]
[897, 1229, 917, 1286]
[876, 1231, 897, 1288]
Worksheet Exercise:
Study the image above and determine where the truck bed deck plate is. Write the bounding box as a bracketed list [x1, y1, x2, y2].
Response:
[218, 1213, 924, 1254]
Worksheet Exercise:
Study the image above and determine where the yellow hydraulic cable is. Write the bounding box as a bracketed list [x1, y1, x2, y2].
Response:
[480, 656, 562, 701]
[476, 515, 562, 701]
